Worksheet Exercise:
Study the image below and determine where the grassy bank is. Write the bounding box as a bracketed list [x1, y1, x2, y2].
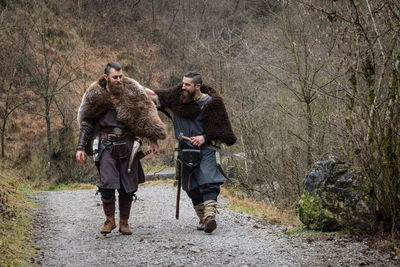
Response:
[0, 170, 36, 267]
[221, 187, 300, 227]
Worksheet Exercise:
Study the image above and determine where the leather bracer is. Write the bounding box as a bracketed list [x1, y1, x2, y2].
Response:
[76, 125, 94, 151]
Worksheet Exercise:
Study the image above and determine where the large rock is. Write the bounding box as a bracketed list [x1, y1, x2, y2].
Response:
[298, 156, 377, 232]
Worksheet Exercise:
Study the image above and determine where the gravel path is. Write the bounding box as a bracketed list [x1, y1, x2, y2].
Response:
[33, 184, 398, 267]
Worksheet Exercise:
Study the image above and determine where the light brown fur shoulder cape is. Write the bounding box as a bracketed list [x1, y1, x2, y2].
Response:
[77, 76, 167, 141]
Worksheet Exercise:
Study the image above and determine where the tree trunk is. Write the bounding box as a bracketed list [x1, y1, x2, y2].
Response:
[45, 97, 52, 157]
[306, 102, 313, 169]
[151, 0, 156, 40]
[1, 119, 6, 163]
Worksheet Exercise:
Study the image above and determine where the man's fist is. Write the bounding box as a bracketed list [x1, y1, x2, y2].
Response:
[76, 150, 85, 164]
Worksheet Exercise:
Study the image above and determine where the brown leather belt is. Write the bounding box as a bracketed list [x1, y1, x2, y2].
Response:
[100, 127, 134, 142]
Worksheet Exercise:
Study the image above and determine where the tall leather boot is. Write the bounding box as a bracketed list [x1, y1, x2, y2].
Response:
[194, 203, 205, 231]
[100, 197, 116, 234]
[203, 200, 217, 233]
[118, 195, 133, 235]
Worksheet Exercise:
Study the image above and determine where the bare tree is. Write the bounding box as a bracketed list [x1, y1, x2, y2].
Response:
[300, 0, 400, 238]
[22, 1, 78, 158]
[0, 5, 36, 163]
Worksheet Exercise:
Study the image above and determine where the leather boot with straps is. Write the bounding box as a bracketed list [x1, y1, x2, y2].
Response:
[203, 216, 217, 233]
[118, 195, 133, 235]
[194, 203, 205, 231]
[119, 218, 133, 235]
[100, 216, 116, 234]
[100, 197, 116, 234]
[203, 200, 218, 233]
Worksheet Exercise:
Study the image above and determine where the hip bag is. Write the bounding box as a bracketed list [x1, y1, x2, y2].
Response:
[109, 141, 130, 160]
[180, 148, 202, 168]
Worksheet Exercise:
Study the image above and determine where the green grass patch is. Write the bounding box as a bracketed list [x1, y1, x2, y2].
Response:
[141, 179, 174, 187]
[285, 225, 306, 235]
[0, 171, 37, 267]
[226, 204, 260, 215]
[47, 183, 96, 191]
[284, 224, 350, 239]
[142, 164, 173, 173]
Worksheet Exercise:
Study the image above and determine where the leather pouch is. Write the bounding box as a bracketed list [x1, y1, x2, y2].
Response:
[181, 149, 202, 168]
[110, 141, 130, 160]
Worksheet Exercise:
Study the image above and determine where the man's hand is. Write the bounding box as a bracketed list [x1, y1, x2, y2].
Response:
[190, 135, 205, 147]
[150, 140, 159, 154]
[76, 150, 85, 164]
[145, 88, 159, 105]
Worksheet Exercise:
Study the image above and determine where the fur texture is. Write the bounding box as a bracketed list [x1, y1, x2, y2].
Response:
[78, 76, 167, 141]
[154, 84, 236, 146]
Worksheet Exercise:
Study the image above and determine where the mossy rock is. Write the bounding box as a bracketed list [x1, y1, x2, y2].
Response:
[299, 191, 341, 231]
[299, 157, 378, 233]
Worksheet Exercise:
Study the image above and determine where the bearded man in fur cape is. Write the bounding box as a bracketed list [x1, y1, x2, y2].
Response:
[76, 62, 166, 235]
[146, 71, 236, 234]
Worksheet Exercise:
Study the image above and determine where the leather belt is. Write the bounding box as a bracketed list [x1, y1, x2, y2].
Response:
[100, 127, 134, 142]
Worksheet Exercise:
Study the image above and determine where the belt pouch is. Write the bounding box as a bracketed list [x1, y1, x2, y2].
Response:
[110, 141, 130, 160]
[180, 149, 202, 168]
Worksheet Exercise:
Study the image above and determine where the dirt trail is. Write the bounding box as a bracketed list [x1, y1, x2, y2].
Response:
[33, 184, 397, 266]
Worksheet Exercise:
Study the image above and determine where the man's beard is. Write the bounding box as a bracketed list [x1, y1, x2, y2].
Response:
[108, 80, 123, 95]
[180, 89, 196, 103]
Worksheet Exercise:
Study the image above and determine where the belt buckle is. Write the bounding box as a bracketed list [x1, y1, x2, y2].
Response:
[108, 134, 119, 141]
[113, 128, 123, 135]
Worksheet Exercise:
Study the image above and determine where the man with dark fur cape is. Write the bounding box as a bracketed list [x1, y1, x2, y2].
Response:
[76, 62, 166, 235]
[146, 71, 236, 233]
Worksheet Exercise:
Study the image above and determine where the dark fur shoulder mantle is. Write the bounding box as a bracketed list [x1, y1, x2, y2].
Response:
[154, 84, 237, 146]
